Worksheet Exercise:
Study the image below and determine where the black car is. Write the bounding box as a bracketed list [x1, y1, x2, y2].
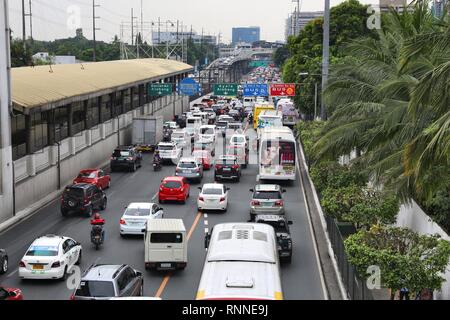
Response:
[175, 114, 187, 128]
[254, 215, 293, 263]
[61, 183, 107, 217]
[72, 264, 144, 300]
[0, 249, 8, 274]
[110, 146, 142, 172]
[214, 155, 241, 182]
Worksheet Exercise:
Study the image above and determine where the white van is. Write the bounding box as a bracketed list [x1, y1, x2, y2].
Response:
[171, 129, 190, 148]
[186, 116, 202, 141]
[199, 125, 216, 143]
[144, 219, 187, 271]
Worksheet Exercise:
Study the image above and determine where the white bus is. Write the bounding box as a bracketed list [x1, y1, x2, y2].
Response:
[258, 127, 297, 181]
[256, 110, 283, 135]
[197, 223, 283, 300]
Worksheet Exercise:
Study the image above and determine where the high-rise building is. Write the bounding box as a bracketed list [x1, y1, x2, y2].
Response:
[285, 11, 323, 40]
[231, 27, 260, 45]
[379, 0, 410, 12]
[152, 31, 216, 46]
[432, 0, 448, 17]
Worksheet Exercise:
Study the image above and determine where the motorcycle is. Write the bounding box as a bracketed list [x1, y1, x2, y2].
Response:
[162, 129, 172, 142]
[153, 158, 162, 171]
[91, 225, 104, 250]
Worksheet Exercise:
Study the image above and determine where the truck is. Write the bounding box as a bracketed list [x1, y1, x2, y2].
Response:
[253, 104, 275, 129]
[276, 98, 299, 127]
[132, 115, 164, 153]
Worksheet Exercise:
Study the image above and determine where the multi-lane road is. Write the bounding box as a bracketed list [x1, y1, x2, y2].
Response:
[0, 125, 325, 300]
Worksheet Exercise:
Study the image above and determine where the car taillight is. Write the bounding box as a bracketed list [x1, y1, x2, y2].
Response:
[275, 200, 284, 207]
[70, 294, 75, 300]
[252, 200, 260, 206]
[120, 219, 126, 225]
[110, 157, 116, 160]
[215, 165, 223, 170]
[19, 261, 25, 268]
[199, 196, 204, 201]
[127, 157, 133, 161]
[220, 197, 225, 202]
[232, 165, 240, 170]
[51, 261, 61, 268]
[84, 197, 89, 204]
[195, 167, 200, 172]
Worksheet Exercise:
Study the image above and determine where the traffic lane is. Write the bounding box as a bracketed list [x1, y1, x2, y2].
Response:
[204, 165, 325, 300]
[0, 155, 194, 299]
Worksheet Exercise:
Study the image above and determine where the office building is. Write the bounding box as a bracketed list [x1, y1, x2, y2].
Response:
[432, 0, 448, 17]
[152, 31, 216, 46]
[285, 11, 323, 40]
[232, 27, 260, 45]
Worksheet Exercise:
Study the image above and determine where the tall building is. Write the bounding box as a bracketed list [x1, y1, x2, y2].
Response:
[285, 11, 323, 40]
[232, 27, 260, 45]
[379, 0, 409, 12]
[432, 0, 448, 17]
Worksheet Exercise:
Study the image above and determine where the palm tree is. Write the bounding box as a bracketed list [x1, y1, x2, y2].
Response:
[313, 0, 448, 201]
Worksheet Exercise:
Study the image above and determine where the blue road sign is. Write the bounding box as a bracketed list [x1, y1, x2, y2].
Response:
[243, 83, 269, 97]
[177, 78, 201, 96]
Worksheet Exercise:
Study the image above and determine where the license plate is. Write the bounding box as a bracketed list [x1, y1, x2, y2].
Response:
[95, 235, 100, 240]
[223, 168, 231, 171]
[160, 263, 172, 268]
[33, 264, 44, 270]
[262, 202, 273, 207]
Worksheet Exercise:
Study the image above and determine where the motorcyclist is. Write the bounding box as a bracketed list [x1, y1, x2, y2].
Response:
[248, 112, 254, 126]
[90, 212, 105, 243]
[153, 150, 162, 165]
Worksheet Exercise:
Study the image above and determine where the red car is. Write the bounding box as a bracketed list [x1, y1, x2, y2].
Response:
[192, 150, 212, 170]
[0, 287, 23, 300]
[159, 177, 190, 204]
[73, 169, 110, 190]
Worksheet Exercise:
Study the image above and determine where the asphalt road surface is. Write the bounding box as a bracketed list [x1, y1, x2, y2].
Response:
[0, 127, 325, 300]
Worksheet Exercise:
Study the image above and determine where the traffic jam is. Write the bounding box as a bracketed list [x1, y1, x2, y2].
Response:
[0, 65, 312, 301]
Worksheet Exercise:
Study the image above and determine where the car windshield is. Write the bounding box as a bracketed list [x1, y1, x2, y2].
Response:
[232, 137, 245, 143]
[64, 188, 84, 199]
[179, 162, 197, 168]
[125, 208, 151, 216]
[253, 191, 282, 200]
[158, 145, 174, 151]
[216, 158, 236, 165]
[26, 246, 59, 256]
[203, 188, 223, 195]
[201, 128, 214, 135]
[113, 150, 130, 157]
[78, 172, 96, 179]
[216, 121, 227, 127]
[75, 280, 115, 298]
[193, 151, 208, 157]
[163, 181, 181, 189]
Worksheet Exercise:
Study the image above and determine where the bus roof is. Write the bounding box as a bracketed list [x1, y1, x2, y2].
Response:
[207, 223, 277, 263]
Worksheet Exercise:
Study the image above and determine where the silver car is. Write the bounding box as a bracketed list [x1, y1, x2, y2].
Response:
[249, 184, 286, 220]
[175, 157, 204, 183]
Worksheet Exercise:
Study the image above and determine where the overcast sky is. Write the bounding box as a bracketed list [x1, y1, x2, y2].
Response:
[8, 0, 379, 43]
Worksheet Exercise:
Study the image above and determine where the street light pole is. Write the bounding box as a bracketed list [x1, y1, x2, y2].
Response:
[321, 0, 330, 120]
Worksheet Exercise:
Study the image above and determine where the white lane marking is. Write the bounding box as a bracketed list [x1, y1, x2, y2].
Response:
[204, 228, 209, 234]
[203, 213, 208, 218]
[296, 148, 329, 300]
[7, 268, 18, 278]
[151, 192, 158, 201]
[204, 220, 208, 226]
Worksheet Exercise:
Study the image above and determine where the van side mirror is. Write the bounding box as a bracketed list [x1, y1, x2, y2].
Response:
[249, 189, 254, 192]
[288, 221, 293, 225]
[282, 189, 287, 193]
[204, 233, 211, 249]
[198, 187, 202, 191]
[226, 187, 231, 191]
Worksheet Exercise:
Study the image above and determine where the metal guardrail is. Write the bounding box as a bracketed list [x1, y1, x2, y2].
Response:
[325, 215, 374, 300]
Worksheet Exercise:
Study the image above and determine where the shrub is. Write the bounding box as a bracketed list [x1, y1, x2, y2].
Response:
[320, 185, 365, 221]
[296, 121, 326, 163]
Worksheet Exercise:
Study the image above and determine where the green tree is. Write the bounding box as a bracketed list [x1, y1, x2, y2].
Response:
[283, 0, 373, 117]
[313, 0, 449, 201]
[273, 45, 290, 68]
[345, 225, 450, 298]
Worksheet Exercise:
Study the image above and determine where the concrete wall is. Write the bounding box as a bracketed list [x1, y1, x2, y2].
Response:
[5, 95, 189, 222]
[396, 200, 450, 300]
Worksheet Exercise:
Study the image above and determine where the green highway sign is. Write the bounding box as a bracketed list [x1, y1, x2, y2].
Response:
[148, 83, 173, 96]
[213, 83, 238, 96]
[249, 61, 269, 68]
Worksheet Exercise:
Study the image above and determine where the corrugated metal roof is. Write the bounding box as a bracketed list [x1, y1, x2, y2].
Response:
[11, 58, 193, 110]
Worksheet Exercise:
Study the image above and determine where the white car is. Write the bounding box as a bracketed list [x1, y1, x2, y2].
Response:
[19, 235, 82, 280]
[164, 121, 178, 130]
[157, 142, 182, 163]
[199, 125, 216, 143]
[229, 133, 249, 149]
[120, 203, 164, 236]
[171, 129, 190, 148]
[197, 183, 230, 212]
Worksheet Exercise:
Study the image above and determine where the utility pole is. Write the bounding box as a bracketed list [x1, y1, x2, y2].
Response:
[131, 8, 134, 46]
[21, 0, 26, 51]
[25, 0, 32, 42]
[92, 0, 100, 61]
[321, 0, 330, 120]
[158, 17, 161, 44]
